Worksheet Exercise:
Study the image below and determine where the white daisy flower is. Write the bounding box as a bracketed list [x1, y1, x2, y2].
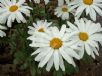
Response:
[30, 25, 80, 71]
[0, 0, 32, 27]
[27, 20, 52, 43]
[29, 0, 49, 4]
[32, 0, 40, 4]
[58, 0, 76, 6]
[28, 20, 52, 35]
[58, 0, 69, 6]
[0, 25, 7, 37]
[54, 4, 75, 20]
[67, 18, 102, 59]
[70, 0, 102, 21]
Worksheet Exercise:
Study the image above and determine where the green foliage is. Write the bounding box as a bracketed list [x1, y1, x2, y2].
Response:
[82, 52, 93, 64]
[65, 61, 79, 75]
[30, 66, 36, 76]
[0, 37, 10, 46]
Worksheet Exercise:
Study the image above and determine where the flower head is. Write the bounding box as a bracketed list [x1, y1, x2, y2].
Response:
[67, 18, 102, 58]
[70, 0, 102, 21]
[29, 0, 49, 4]
[54, 5, 74, 20]
[28, 20, 52, 35]
[0, 0, 32, 27]
[58, 0, 69, 6]
[29, 25, 80, 71]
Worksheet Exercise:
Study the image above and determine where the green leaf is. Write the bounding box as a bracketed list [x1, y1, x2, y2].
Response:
[65, 61, 79, 75]
[30, 66, 36, 76]
[0, 37, 10, 46]
[20, 62, 29, 70]
[13, 59, 19, 65]
[53, 70, 63, 76]
[82, 52, 93, 64]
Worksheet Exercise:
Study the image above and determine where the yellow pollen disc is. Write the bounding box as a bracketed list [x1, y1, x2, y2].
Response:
[79, 32, 89, 41]
[38, 28, 45, 32]
[9, 5, 18, 12]
[62, 7, 68, 12]
[83, 0, 93, 5]
[50, 38, 62, 49]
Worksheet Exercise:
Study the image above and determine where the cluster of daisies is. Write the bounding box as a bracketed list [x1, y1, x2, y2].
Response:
[28, 18, 102, 71]
[0, 0, 102, 72]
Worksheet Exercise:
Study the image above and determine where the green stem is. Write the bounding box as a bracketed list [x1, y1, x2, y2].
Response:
[45, 5, 48, 20]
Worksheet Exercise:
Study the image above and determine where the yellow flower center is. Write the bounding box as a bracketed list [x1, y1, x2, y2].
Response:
[9, 5, 18, 12]
[83, 0, 93, 5]
[79, 32, 89, 41]
[50, 38, 62, 49]
[62, 7, 68, 12]
[38, 28, 45, 32]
